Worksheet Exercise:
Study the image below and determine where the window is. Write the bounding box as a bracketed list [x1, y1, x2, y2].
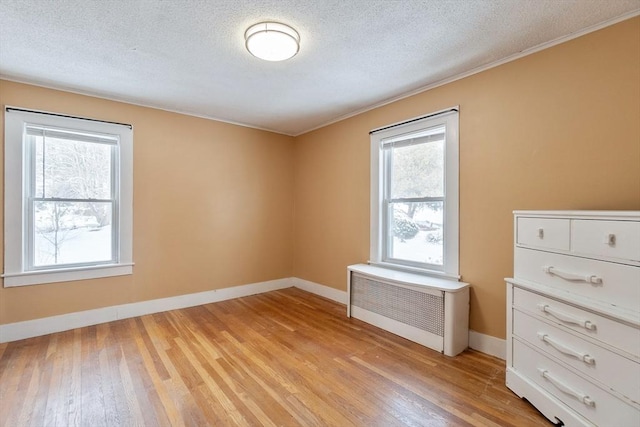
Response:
[370, 109, 459, 278]
[3, 108, 133, 287]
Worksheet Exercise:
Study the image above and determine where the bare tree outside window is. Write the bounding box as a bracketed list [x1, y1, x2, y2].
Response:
[31, 131, 114, 267]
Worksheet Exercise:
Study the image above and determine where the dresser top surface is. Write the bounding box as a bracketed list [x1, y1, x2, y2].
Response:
[513, 210, 640, 220]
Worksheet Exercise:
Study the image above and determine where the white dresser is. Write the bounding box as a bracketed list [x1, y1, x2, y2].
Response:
[506, 211, 640, 427]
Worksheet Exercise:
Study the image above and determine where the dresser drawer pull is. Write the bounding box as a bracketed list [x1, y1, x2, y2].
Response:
[537, 304, 597, 331]
[537, 333, 596, 365]
[604, 233, 616, 246]
[542, 266, 603, 284]
[538, 369, 596, 407]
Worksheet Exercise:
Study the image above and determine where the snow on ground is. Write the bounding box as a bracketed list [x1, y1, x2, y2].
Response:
[392, 230, 443, 265]
[35, 225, 112, 266]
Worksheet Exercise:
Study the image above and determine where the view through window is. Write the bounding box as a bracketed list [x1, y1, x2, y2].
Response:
[385, 126, 445, 266]
[28, 126, 117, 268]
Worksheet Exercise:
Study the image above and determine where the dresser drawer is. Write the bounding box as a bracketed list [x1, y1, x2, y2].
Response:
[513, 287, 640, 357]
[512, 340, 640, 426]
[513, 309, 640, 404]
[517, 217, 570, 251]
[515, 247, 640, 312]
[572, 220, 640, 263]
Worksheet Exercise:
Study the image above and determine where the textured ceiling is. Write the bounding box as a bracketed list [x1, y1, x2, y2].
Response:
[1, 1, 638, 136]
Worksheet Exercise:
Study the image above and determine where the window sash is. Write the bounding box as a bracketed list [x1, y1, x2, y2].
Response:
[382, 134, 446, 270]
[383, 137, 445, 202]
[24, 124, 120, 271]
[382, 198, 445, 269]
[383, 135, 444, 200]
[28, 200, 116, 269]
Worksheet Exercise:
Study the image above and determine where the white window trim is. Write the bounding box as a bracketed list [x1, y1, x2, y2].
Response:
[3, 107, 134, 287]
[370, 108, 459, 279]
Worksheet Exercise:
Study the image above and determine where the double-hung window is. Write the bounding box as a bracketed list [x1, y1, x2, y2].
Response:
[370, 108, 459, 278]
[3, 107, 133, 287]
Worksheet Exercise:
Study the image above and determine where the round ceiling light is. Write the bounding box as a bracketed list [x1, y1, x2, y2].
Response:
[245, 22, 300, 62]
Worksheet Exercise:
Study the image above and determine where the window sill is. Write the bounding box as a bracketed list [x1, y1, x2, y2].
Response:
[2, 263, 134, 287]
[368, 261, 460, 281]
[355, 263, 467, 293]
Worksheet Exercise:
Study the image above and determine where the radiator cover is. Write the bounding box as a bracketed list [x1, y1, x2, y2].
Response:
[347, 264, 469, 356]
[351, 274, 445, 337]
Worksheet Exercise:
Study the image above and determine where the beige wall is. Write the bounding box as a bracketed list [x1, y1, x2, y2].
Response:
[293, 17, 640, 339]
[0, 81, 294, 324]
[2, 18, 639, 341]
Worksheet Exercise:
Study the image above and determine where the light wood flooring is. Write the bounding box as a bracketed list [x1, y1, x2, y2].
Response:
[0, 287, 548, 426]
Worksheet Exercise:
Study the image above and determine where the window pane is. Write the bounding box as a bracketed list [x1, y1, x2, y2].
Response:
[33, 201, 113, 267]
[388, 201, 444, 266]
[35, 135, 112, 199]
[389, 138, 444, 199]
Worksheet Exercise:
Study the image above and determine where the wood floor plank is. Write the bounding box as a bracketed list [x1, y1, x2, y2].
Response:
[0, 288, 548, 426]
[16, 357, 42, 426]
[25, 341, 52, 427]
[133, 334, 180, 427]
[79, 326, 106, 427]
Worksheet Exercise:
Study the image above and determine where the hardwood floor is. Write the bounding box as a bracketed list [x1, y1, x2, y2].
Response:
[0, 288, 548, 426]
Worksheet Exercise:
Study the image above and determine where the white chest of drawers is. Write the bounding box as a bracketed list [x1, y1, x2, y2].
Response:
[506, 211, 640, 427]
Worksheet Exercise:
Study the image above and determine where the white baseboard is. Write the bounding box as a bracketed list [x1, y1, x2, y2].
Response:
[468, 330, 506, 360]
[1, 275, 506, 362]
[0, 278, 293, 343]
[291, 277, 347, 305]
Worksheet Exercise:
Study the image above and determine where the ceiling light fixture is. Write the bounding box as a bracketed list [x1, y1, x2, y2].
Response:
[245, 22, 300, 62]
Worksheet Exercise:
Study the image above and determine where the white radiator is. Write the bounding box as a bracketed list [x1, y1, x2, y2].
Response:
[347, 264, 469, 356]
